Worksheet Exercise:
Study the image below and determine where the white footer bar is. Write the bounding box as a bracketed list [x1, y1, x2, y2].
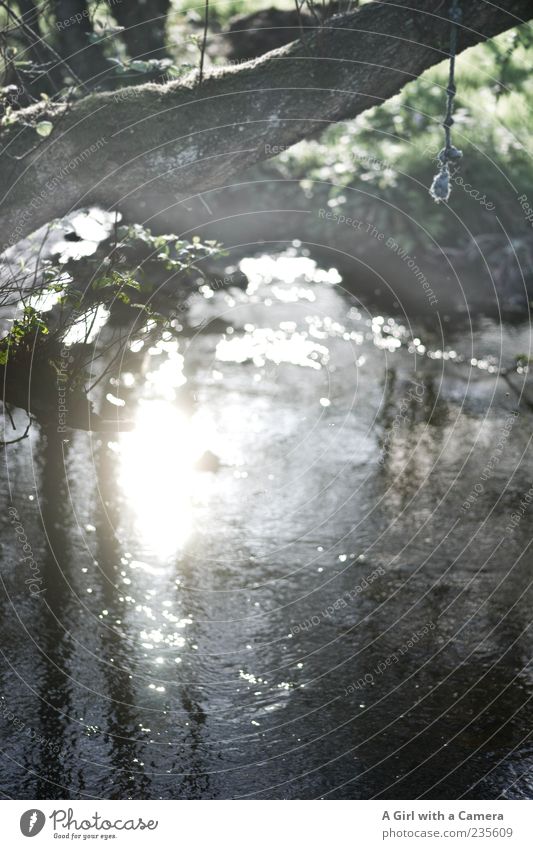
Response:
[3, 799, 532, 848]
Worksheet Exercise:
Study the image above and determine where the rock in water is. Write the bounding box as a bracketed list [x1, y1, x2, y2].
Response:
[194, 450, 220, 472]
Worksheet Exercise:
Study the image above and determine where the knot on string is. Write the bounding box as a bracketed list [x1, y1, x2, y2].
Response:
[429, 0, 463, 203]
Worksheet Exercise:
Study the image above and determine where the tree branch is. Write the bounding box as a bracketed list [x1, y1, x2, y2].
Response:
[0, 412, 33, 447]
[1, 0, 531, 247]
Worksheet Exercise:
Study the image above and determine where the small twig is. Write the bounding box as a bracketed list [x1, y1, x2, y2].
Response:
[32, 222, 54, 290]
[5, 404, 16, 430]
[306, 1, 321, 26]
[295, 0, 305, 41]
[0, 0, 86, 93]
[198, 0, 209, 85]
[1, 413, 33, 447]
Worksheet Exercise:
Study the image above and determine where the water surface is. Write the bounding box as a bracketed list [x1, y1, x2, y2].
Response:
[1, 253, 532, 799]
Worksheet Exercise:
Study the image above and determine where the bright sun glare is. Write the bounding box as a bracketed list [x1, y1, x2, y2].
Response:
[118, 399, 213, 560]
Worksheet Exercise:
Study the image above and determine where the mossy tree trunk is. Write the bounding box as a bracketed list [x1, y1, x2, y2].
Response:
[1, 0, 531, 250]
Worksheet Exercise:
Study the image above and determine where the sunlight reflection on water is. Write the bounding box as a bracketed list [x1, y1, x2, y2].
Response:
[2, 241, 533, 799]
[117, 399, 215, 560]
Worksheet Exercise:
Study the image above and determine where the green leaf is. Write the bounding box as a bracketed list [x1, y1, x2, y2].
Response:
[130, 60, 150, 73]
[92, 277, 114, 290]
[35, 121, 53, 138]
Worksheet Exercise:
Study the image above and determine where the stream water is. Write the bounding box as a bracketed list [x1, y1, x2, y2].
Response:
[1, 251, 532, 799]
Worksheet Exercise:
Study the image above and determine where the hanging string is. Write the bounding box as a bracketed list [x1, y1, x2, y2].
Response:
[429, 0, 463, 203]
